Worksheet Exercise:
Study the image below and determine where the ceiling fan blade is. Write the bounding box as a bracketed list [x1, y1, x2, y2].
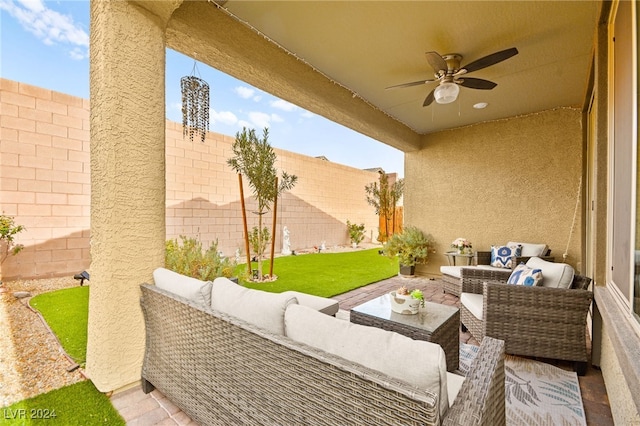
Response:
[385, 79, 436, 90]
[422, 89, 436, 107]
[425, 51, 447, 74]
[461, 47, 518, 74]
[459, 77, 497, 90]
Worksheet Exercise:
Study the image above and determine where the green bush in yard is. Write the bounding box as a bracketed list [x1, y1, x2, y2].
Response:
[165, 235, 235, 280]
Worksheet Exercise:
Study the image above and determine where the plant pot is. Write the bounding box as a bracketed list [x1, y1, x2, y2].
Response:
[399, 264, 415, 277]
[389, 291, 420, 315]
[352, 242, 357, 249]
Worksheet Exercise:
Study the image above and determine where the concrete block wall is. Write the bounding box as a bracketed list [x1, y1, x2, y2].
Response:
[165, 121, 381, 258]
[1, 79, 382, 280]
[0, 79, 91, 280]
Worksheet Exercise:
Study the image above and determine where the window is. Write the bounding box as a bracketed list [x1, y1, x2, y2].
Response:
[609, 0, 639, 324]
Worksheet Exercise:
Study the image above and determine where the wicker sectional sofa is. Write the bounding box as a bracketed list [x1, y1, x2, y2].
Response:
[140, 271, 506, 425]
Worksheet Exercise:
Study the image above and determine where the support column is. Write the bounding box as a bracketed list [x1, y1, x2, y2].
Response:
[87, 0, 170, 392]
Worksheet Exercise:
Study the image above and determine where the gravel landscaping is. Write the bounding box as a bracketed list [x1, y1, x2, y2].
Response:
[0, 276, 86, 408]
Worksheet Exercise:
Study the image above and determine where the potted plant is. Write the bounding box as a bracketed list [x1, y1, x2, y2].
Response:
[389, 285, 424, 314]
[383, 225, 435, 276]
[346, 220, 365, 248]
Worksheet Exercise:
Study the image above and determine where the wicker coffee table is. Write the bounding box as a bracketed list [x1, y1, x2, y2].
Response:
[350, 295, 459, 372]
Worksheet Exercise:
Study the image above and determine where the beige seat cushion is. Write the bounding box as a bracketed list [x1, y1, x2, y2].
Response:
[525, 257, 574, 289]
[211, 277, 298, 335]
[460, 292, 484, 320]
[285, 304, 450, 417]
[440, 265, 508, 279]
[282, 291, 339, 316]
[447, 372, 466, 407]
[506, 241, 548, 257]
[153, 268, 212, 306]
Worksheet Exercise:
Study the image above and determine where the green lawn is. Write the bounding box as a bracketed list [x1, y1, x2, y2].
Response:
[0, 381, 124, 425]
[30, 286, 88, 366]
[238, 248, 398, 297]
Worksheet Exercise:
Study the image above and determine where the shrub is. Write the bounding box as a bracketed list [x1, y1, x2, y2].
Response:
[165, 236, 235, 280]
[383, 226, 435, 266]
[248, 226, 270, 258]
[0, 214, 26, 279]
[346, 220, 365, 245]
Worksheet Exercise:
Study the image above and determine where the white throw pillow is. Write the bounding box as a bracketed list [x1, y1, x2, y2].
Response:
[153, 267, 212, 305]
[211, 277, 298, 335]
[525, 257, 574, 289]
[506, 242, 548, 257]
[285, 304, 450, 417]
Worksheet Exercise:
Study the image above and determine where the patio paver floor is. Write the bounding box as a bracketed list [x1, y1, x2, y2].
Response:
[111, 276, 613, 425]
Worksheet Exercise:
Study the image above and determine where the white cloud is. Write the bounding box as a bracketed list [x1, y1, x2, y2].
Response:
[1, 0, 89, 60]
[248, 111, 272, 129]
[68, 47, 86, 60]
[234, 86, 255, 99]
[270, 99, 297, 112]
[244, 111, 285, 129]
[210, 109, 238, 126]
[238, 119, 252, 129]
[234, 86, 263, 102]
[300, 110, 315, 118]
[17, 0, 44, 13]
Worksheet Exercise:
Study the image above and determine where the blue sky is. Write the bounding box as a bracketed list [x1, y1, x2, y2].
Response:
[1, 0, 404, 177]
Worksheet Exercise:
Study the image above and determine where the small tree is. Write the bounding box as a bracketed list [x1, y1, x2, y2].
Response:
[227, 127, 297, 281]
[365, 173, 404, 242]
[0, 214, 26, 283]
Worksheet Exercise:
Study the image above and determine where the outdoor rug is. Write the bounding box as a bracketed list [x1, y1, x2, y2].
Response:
[459, 342, 587, 426]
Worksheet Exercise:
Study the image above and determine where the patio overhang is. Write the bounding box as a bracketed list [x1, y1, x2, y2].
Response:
[164, 1, 422, 153]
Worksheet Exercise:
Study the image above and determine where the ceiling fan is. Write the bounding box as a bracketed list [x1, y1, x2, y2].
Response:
[386, 47, 518, 106]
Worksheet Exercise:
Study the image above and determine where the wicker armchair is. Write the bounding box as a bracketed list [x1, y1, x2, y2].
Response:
[459, 267, 593, 375]
[442, 250, 555, 296]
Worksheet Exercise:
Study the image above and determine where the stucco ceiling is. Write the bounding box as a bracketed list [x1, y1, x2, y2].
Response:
[219, 1, 601, 135]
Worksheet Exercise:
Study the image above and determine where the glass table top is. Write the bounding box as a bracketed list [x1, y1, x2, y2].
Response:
[351, 293, 459, 332]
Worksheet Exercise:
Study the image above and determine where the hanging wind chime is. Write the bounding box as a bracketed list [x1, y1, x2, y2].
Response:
[181, 59, 210, 143]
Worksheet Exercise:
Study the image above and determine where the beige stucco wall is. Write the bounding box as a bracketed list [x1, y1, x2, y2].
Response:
[405, 108, 584, 276]
[0, 79, 381, 281]
[599, 319, 640, 424]
[87, 0, 170, 392]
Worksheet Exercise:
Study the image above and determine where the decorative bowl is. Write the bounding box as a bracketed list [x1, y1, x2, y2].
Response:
[389, 291, 420, 315]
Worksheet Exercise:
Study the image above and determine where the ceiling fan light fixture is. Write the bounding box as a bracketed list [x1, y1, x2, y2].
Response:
[434, 82, 460, 104]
